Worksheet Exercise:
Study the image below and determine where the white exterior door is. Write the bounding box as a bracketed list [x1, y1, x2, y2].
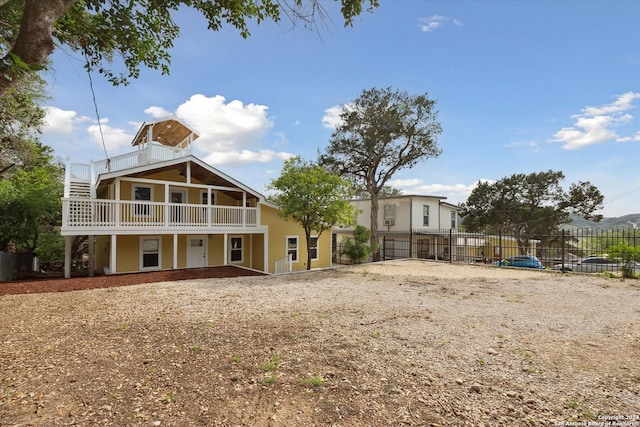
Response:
[170, 189, 187, 223]
[187, 235, 206, 268]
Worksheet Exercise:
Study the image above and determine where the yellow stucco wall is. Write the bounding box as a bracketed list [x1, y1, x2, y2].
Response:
[260, 204, 332, 272]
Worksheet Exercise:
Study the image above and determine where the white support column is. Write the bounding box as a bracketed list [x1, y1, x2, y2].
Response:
[64, 235, 72, 279]
[165, 184, 170, 227]
[115, 178, 121, 227]
[242, 192, 247, 226]
[173, 234, 178, 269]
[88, 235, 95, 277]
[263, 232, 269, 273]
[223, 233, 228, 266]
[110, 234, 117, 274]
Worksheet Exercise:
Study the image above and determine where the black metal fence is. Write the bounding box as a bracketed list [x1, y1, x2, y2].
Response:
[333, 228, 640, 267]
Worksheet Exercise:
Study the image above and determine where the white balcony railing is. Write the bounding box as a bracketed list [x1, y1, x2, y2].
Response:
[62, 199, 257, 230]
[66, 143, 192, 184]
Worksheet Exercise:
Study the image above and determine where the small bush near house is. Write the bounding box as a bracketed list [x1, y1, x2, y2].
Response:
[341, 225, 378, 264]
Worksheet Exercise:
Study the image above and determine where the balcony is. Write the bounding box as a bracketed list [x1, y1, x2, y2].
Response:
[62, 199, 258, 235]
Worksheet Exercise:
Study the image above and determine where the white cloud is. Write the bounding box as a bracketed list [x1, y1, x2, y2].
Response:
[141, 93, 294, 166]
[174, 94, 273, 152]
[322, 105, 345, 129]
[42, 107, 89, 135]
[144, 106, 172, 118]
[418, 15, 462, 32]
[551, 92, 640, 150]
[87, 119, 135, 152]
[202, 149, 294, 166]
[388, 177, 486, 205]
[504, 140, 540, 152]
[419, 15, 446, 32]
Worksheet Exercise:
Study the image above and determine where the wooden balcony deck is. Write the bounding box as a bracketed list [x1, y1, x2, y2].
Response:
[62, 199, 259, 235]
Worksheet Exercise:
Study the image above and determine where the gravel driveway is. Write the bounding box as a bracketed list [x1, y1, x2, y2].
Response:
[1, 259, 639, 426]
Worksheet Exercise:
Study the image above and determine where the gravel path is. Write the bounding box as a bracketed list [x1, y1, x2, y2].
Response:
[1, 259, 639, 426]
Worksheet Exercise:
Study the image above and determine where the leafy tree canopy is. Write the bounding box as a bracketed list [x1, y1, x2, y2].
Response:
[0, 0, 379, 95]
[268, 156, 355, 269]
[459, 170, 604, 253]
[354, 185, 402, 199]
[0, 142, 64, 253]
[319, 86, 442, 260]
[0, 69, 48, 175]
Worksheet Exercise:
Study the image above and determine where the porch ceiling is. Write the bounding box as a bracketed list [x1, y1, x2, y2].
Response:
[102, 162, 260, 201]
[132, 119, 199, 147]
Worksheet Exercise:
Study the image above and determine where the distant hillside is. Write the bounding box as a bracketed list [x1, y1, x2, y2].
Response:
[567, 213, 640, 230]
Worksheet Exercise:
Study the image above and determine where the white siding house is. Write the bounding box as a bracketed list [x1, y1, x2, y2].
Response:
[334, 195, 460, 262]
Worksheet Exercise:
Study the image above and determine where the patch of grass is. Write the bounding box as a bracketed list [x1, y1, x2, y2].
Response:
[161, 393, 174, 404]
[260, 354, 281, 371]
[370, 331, 380, 339]
[231, 355, 242, 363]
[118, 324, 128, 332]
[191, 345, 203, 352]
[263, 374, 277, 384]
[304, 376, 324, 387]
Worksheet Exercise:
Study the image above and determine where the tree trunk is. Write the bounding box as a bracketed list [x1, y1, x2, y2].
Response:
[305, 228, 312, 270]
[370, 192, 380, 262]
[0, 0, 76, 96]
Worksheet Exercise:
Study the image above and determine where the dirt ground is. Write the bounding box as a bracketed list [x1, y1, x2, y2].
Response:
[1, 260, 639, 427]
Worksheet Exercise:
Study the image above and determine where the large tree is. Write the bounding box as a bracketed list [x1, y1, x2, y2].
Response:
[319, 87, 442, 261]
[0, 143, 64, 253]
[0, 0, 378, 96]
[268, 157, 355, 270]
[0, 70, 48, 176]
[459, 170, 604, 254]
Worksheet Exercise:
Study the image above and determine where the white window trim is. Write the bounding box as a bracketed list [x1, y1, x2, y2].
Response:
[310, 235, 319, 261]
[200, 190, 215, 205]
[140, 236, 162, 271]
[286, 235, 299, 263]
[133, 184, 154, 217]
[423, 205, 430, 227]
[229, 236, 244, 263]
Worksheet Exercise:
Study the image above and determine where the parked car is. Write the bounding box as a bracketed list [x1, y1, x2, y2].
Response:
[552, 255, 639, 274]
[494, 255, 544, 269]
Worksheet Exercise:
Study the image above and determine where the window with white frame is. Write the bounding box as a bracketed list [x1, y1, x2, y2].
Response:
[133, 185, 153, 216]
[230, 236, 243, 262]
[201, 190, 215, 205]
[287, 236, 299, 262]
[140, 237, 161, 270]
[310, 236, 319, 260]
[383, 204, 396, 225]
[450, 211, 456, 229]
[423, 205, 430, 227]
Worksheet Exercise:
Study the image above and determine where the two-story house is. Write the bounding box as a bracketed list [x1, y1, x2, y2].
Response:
[61, 117, 331, 278]
[333, 195, 460, 261]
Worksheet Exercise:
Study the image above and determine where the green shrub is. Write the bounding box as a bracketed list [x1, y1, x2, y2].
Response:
[341, 225, 378, 264]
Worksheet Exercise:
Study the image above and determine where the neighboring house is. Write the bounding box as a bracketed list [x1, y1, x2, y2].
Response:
[333, 195, 461, 261]
[60, 117, 331, 278]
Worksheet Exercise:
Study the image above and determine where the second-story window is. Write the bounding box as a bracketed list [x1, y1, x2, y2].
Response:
[134, 185, 152, 216]
[201, 191, 215, 205]
[451, 211, 457, 229]
[423, 205, 430, 227]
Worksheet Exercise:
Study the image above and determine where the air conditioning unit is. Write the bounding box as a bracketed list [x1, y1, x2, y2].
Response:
[383, 219, 394, 226]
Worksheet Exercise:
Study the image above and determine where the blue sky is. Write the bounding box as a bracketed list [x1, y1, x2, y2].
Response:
[41, 0, 640, 217]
